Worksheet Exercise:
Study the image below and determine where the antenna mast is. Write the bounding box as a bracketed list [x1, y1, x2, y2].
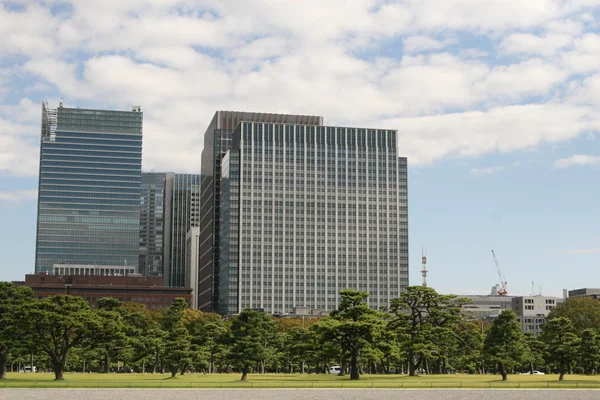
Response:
[421, 248, 428, 287]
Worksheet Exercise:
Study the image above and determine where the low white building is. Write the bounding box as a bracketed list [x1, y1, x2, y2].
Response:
[53, 264, 135, 276]
[512, 296, 563, 335]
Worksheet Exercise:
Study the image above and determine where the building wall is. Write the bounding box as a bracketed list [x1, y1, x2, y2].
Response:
[186, 226, 200, 309]
[220, 122, 408, 315]
[512, 295, 562, 335]
[164, 173, 200, 288]
[458, 295, 514, 320]
[35, 102, 143, 273]
[569, 288, 600, 300]
[198, 111, 323, 312]
[139, 172, 167, 276]
[17, 273, 193, 309]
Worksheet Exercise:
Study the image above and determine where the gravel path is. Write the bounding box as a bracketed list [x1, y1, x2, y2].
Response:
[1, 389, 599, 400]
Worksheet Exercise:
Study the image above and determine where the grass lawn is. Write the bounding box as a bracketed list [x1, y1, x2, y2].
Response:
[2, 373, 600, 388]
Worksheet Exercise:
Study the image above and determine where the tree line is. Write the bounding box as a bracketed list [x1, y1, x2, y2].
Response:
[2, 282, 600, 381]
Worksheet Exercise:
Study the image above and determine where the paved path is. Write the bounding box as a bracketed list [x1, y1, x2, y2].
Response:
[1, 389, 599, 400]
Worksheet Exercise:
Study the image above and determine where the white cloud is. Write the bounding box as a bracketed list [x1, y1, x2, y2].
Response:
[0, 189, 38, 202]
[383, 103, 600, 165]
[0, 1, 599, 175]
[554, 154, 600, 168]
[499, 33, 572, 57]
[470, 165, 505, 177]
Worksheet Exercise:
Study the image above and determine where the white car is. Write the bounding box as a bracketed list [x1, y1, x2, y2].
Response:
[531, 370, 545, 375]
[329, 365, 341, 374]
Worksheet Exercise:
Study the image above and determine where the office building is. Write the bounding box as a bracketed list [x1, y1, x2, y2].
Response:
[568, 288, 600, 300]
[458, 294, 514, 320]
[512, 295, 563, 335]
[199, 111, 323, 312]
[35, 102, 143, 273]
[16, 273, 192, 309]
[164, 173, 200, 288]
[139, 172, 168, 276]
[186, 226, 201, 309]
[219, 122, 409, 315]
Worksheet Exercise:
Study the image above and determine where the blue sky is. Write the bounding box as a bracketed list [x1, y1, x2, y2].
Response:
[1, 0, 599, 297]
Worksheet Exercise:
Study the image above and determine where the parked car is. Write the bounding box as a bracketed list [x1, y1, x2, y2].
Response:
[19, 366, 37, 373]
[532, 370, 545, 375]
[329, 365, 341, 374]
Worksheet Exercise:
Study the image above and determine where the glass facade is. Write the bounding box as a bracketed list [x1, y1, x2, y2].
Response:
[139, 172, 167, 276]
[199, 111, 323, 312]
[220, 122, 408, 315]
[35, 102, 143, 273]
[164, 173, 200, 288]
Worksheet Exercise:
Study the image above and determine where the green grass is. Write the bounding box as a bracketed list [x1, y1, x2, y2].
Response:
[2, 372, 600, 388]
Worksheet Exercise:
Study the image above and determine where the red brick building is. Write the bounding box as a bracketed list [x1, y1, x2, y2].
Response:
[15, 273, 193, 309]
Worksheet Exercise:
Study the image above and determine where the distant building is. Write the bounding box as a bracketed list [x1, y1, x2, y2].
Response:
[457, 294, 514, 320]
[16, 273, 192, 309]
[568, 288, 600, 300]
[186, 227, 200, 309]
[53, 264, 135, 276]
[138, 172, 200, 288]
[163, 173, 200, 288]
[512, 295, 563, 335]
[139, 172, 168, 276]
[35, 102, 143, 273]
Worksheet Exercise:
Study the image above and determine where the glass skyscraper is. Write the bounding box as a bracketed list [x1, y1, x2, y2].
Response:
[164, 173, 200, 288]
[199, 111, 323, 312]
[219, 122, 408, 315]
[139, 172, 167, 276]
[35, 102, 143, 273]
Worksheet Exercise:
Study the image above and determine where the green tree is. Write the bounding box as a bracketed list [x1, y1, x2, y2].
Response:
[482, 310, 528, 381]
[522, 332, 547, 374]
[541, 317, 580, 380]
[94, 298, 128, 373]
[325, 289, 384, 380]
[25, 295, 101, 380]
[0, 283, 34, 379]
[548, 297, 600, 334]
[227, 309, 276, 381]
[161, 298, 192, 377]
[388, 286, 465, 376]
[579, 329, 600, 375]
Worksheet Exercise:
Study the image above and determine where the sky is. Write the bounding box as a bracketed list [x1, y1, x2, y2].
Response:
[0, 0, 599, 298]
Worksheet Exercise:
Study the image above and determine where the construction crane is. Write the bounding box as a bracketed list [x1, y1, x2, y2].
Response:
[421, 248, 428, 287]
[491, 250, 508, 296]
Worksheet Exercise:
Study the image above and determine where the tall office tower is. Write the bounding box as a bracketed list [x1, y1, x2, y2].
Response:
[199, 111, 323, 312]
[220, 123, 408, 315]
[35, 102, 143, 273]
[139, 172, 167, 276]
[164, 173, 200, 288]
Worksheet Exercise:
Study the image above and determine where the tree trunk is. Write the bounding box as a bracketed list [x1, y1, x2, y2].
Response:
[350, 351, 360, 380]
[53, 359, 65, 380]
[241, 366, 248, 381]
[0, 346, 8, 380]
[171, 367, 177, 378]
[498, 363, 507, 381]
[103, 351, 110, 373]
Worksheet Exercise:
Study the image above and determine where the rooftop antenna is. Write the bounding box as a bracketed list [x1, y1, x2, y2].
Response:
[421, 248, 428, 287]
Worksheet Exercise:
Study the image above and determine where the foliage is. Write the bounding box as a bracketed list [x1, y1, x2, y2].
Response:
[0, 283, 34, 379]
[227, 309, 276, 381]
[541, 317, 581, 381]
[25, 295, 101, 380]
[482, 310, 528, 381]
[388, 286, 466, 376]
[548, 297, 600, 334]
